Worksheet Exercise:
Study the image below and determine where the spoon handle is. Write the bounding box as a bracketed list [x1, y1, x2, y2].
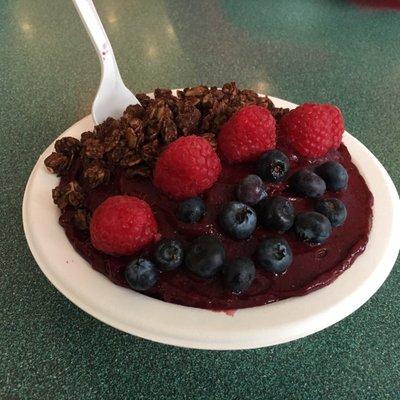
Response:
[72, 0, 122, 82]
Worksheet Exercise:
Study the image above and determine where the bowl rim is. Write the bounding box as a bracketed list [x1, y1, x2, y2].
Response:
[23, 95, 400, 350]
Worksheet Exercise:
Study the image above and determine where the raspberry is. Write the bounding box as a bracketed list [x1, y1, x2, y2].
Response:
[154, 135, 222, 200]
[217, 105, 276, 163]
[90, 195, 159, 255]
[280, 103, 344, 158]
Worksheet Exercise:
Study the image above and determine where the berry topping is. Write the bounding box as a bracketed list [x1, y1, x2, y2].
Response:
[90, 195, 158, 255]
[315, 198, 347, 227]
[280, 103, 344, 157]
[222, 258, 256, 294]
[294, 211, 332, 244]
[154, 135, 221, 200]
[236, 174, 267, 206]
[153, 238, 184, 270]
[125, 258, 158, 291]
[289, 169, 326, 198]
[176, 197, 206, 224]
[256, 238, 293, 274]
[315, 161, 348, 192]
[217, 105, 276, 163]
[256, 149, 290, 183]
[219, 202, 257, 240]
[185, 236, 225, 278]
[257, 196, 295, 232]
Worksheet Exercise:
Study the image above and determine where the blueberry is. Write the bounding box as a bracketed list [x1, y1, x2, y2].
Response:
[219, 201, 257, 240]
[315, 161, 348, 192]
[289, 169, 326, 198]
[256, 149, 290, 183]
[176, 197, 205, 224]
[222, 258, 256, 294]
[257, 196, 294, 231]
[294, 211, 332, 244]
[153, 238, 184, 270]
[315, 198, 347, 227]
[236, 174, 267, 206]
[256, 237, 293, 273]
[185, 236, 225, 278]
[125, 258, 158, 291]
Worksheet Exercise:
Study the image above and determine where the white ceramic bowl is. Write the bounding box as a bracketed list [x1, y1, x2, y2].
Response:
[23, 96, 400, 350]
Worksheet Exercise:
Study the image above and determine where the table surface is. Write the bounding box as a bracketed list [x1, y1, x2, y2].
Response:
[1, 0, 399, 398]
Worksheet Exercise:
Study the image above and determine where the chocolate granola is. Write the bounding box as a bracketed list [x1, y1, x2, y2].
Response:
[45, 82, 288, 224]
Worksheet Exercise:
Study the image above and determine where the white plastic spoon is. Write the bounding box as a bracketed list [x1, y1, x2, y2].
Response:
[72, 0, 140, 125]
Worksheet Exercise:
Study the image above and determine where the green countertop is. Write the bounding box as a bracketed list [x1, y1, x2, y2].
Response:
[1, 0, 399, 398]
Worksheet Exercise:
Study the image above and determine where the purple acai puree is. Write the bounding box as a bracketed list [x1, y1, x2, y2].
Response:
[59, 143, 373, 310]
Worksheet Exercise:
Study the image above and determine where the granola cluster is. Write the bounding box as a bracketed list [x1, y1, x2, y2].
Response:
[45, 82, 288, 230]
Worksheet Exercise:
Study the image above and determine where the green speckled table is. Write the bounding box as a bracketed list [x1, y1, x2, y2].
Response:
[1, 0, 399, 398]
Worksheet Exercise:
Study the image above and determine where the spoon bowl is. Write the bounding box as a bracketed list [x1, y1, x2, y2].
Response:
[72, 0, 139, 124]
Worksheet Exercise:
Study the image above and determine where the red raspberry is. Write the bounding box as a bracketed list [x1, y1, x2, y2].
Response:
[90, 195, 159, 255]
[280, 103, 344, 158]
[154, 135, 222, 200]
[217, 105, 276, 163]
